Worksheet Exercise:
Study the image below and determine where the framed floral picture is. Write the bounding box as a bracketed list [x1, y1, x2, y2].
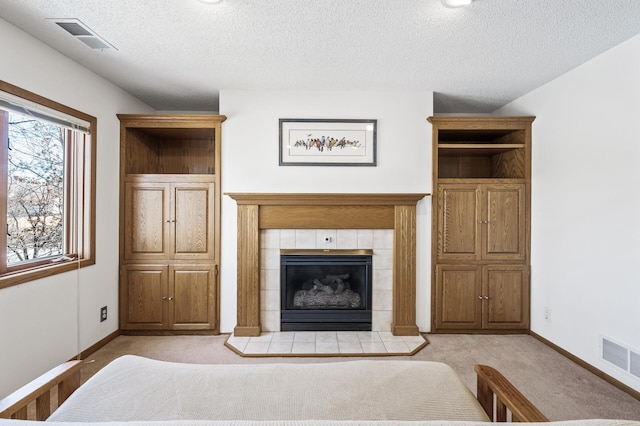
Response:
[279, 118, 377, 166]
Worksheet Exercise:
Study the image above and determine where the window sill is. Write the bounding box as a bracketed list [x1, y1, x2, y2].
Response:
[0, 258, 94, 290]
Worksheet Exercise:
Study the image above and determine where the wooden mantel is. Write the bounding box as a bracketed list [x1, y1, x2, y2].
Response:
[226, 193, 428, 337]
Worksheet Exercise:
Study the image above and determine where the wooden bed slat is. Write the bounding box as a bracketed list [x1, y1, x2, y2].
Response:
[58, 370, 80, 406]
[475, 364, 549, 422]
[11, 406, 27, 420]
[496, 398, 508, 422]
[35, 392, 50, 420]
[0, 360, 82, 420]
[477, 374, 494, 419]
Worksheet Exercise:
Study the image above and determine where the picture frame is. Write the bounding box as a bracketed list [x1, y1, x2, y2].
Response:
[279, 118, 377, 166]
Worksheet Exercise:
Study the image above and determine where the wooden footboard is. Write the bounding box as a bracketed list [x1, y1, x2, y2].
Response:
[0, 360, 82, 420]
[475, 364, 549, 422]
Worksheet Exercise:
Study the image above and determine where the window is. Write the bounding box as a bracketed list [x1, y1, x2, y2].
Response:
[0, 80, 96, 289]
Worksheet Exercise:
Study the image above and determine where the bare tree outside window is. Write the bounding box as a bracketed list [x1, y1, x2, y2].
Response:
[6, 112, 65, 264]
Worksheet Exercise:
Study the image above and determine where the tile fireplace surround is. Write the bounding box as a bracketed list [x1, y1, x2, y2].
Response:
[262, 229, 389, 332]
[227, 193, 427, 337]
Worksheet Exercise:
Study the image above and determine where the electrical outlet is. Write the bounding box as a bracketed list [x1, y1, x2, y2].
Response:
[100, 306, 108, 322]
[544, 306, 551, 322]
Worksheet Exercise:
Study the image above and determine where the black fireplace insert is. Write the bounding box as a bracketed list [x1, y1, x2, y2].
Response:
[280, 250, 372, 331]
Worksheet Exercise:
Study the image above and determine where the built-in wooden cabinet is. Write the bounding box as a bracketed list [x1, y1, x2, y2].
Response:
[122, 264, 217, 330]
[118, 114, 225, 333]
[428, 116, 534, 333]
[435, 264, 529, 330]
[124, 178, 216, 261]
[437, 183, 525, 262]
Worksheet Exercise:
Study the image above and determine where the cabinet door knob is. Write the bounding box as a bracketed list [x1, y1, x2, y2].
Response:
[478, 296, 483, 300]
[168, 297, 174, 301]
[162, 296, 167, 300]
[484, 296, 489, 300]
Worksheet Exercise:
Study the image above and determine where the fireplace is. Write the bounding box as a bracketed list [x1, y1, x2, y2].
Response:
[227, 193, 426, 337]
[280, 250, 373, 331]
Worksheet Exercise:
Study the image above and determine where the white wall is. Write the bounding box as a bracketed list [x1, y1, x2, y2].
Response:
[219, 90, 433, 334]
[0, 19, 153, 398]
[495, 34, 640, 392]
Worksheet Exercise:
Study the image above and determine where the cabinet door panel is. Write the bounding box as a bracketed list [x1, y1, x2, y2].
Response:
[483, 184, 525, 261]
[483, 265, 529, 329]
[173, 183, 215, 260]
[437, 184, 480, 261]
[122, 265, 167, 329]
[435, 264, 482, 329]
[124, 183, 170, 260]
[170, 266, 216, 330]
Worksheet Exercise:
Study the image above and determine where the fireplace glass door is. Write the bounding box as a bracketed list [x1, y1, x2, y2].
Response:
[280, 252, 372, 331]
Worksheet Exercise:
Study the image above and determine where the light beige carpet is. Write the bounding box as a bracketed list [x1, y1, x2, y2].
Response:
[80, 333, 640, 422]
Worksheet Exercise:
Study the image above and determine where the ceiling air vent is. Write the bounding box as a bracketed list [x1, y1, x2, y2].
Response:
[52, 19, 116, 50]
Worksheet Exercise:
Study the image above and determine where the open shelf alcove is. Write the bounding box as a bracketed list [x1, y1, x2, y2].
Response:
[226, 193, 428, 337]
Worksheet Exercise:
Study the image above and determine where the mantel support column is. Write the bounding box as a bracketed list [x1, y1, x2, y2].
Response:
[234, 204, 261, 337]
[391, 204, 419, 336]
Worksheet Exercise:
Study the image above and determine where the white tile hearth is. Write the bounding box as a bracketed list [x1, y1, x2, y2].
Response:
[225, 331, 427, 357]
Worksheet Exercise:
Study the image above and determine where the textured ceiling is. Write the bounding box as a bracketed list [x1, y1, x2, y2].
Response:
[1, 0, 640, 113]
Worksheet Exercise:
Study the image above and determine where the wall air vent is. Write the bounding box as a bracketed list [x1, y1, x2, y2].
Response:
[601, 336, 640, 380]
[602, 338, 628, 370]
[631, 351, 640, 379]
[51, 19, 116, 51]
